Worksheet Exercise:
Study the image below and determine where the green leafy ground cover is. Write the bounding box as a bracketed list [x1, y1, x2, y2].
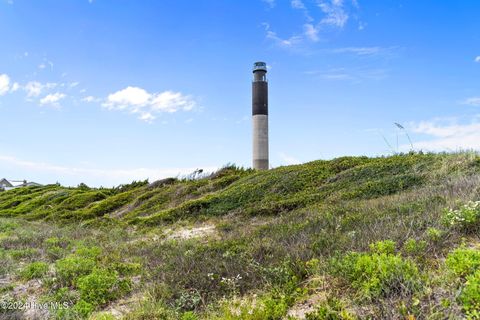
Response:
[0, 152, 479, 319]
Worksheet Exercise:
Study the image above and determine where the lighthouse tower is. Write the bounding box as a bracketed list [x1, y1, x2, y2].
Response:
[252, 62, 269, 170]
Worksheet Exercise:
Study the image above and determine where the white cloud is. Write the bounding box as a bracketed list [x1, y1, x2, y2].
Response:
[82, 96, 98, 103]
[263, 23, 302, 48]
[104, 86, 151, 109]
[40, 92, 66, 107]
[150, 91, 195, 112]
[304, 23, 320, 41]
[291, 0, 305, 9]
[332, 47, 383, 56]
[103, 86, 196, 122]
[264, 0, 357, 48]
[475, 56, 480, 63]
[38, 63, 46, 69]
[0, 74, 10, 95]
[463, 97, 480, 106]
[23, 81, 58, 98]
[24, 81, 44, 97]
[0, 154, 218, 187]
[305, 67, 387, 81]
[407, 118, 480, 151]
[10, 82, 20, 92]
[318, 0, 349, 28]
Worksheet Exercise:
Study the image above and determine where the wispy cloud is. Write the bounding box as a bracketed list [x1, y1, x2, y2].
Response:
[406, 117, 480, 151]
[263, 0, 358, 49]
[10, 82, 20, 92]
[303, 23, 320, 42]
[318, 0, 349, 28]
[262, 23, 302, 48]
[475, 56, 480, 63]
[462, 97, 480, 106]
[103, 86, 196, 122]
[24, 81, 58, 97]
[330, 46, 385, 56]
[0, 74, 10, 95]
[291, 0, 305, 9]
[305, 67, 388, 82]
[40, 92, 66, 107]
[82, 95, 99, 103]
[0, 154, 218, 187]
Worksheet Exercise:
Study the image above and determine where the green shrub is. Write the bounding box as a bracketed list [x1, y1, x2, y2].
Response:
[402, 239, 427, 256]
[8, 248, 38, 260]
[20, 261, 49, 280]
[331, 241, 421, 300]
[175, 290, 202, 311]
[305, 297, 356, 320]
[0, 220, 18, 232]
[214, 292, 292, 320]
[75, 245, 102, 259]
[111, 261, 142, 276]
[73, 299, 95, 318]
[460, 270, 480, 319]
[426, 227, 443, 242]
[446, 247, 480, 277]
[77, 268, 131, 307]
[181, 311, 198, 320]
[443, 201, 480, 231]
[369, 240, 396, 255]
[55, 255, 96, 286]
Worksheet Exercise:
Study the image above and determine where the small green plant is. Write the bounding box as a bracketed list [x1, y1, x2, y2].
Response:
[55, 255, 96, 286]
[305, 297, 356, 320]
[443, 201, 480, 231]
[90, 312, 117, 320]
[181, 311, 199, 320]
[20, 261, 49, 280]
[9, 248, 38, 260]
[175, 290, 202, 311]
[402, 239, 427, 256]
[459, 270, 480, 319]
[369, 240, 396, 255]
[446, 247, 480, 277]
[426, 227, 443, 242]
[77, 268, 131, 307]
[331, 241, 421, 300]
[73, 299, 95, 318]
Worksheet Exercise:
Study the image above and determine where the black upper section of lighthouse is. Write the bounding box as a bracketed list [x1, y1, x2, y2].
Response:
[252, 62, 268, 116]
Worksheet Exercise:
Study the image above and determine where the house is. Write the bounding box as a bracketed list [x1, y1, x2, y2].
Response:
[0, 178, 43, 191]
[0, 178, 13, 191]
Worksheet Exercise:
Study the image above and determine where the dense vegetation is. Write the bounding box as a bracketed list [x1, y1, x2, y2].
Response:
[0, 152, 479, 319]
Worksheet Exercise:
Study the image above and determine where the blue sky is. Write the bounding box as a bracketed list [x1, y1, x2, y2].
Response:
[1, 0, 480, 186]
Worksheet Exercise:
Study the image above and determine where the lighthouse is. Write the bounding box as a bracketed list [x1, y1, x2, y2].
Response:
[252, 61, 269, 170]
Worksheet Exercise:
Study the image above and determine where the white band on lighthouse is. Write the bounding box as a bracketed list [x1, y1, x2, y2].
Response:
[253, 114, 269, 170]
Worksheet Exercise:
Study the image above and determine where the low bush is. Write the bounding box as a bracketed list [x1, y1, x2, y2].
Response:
[305, 297, 356, 320]
[402, 239, 427, 256]
[331, 241, 421, 300]
[55, 255, 96, 286]
[460, 269, 480, 319]
[19, 261, 49, 280]
[443, 201, 480, 231]
[77, 268, 131, 307]
[446, 247, 480, 277]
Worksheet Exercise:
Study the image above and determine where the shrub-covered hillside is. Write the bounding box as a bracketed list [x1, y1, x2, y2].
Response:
[1, 152, 480, 319]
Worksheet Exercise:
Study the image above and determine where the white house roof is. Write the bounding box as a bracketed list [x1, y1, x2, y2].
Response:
[0, 178, 43, 189]
[0, 178, 14, 188]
